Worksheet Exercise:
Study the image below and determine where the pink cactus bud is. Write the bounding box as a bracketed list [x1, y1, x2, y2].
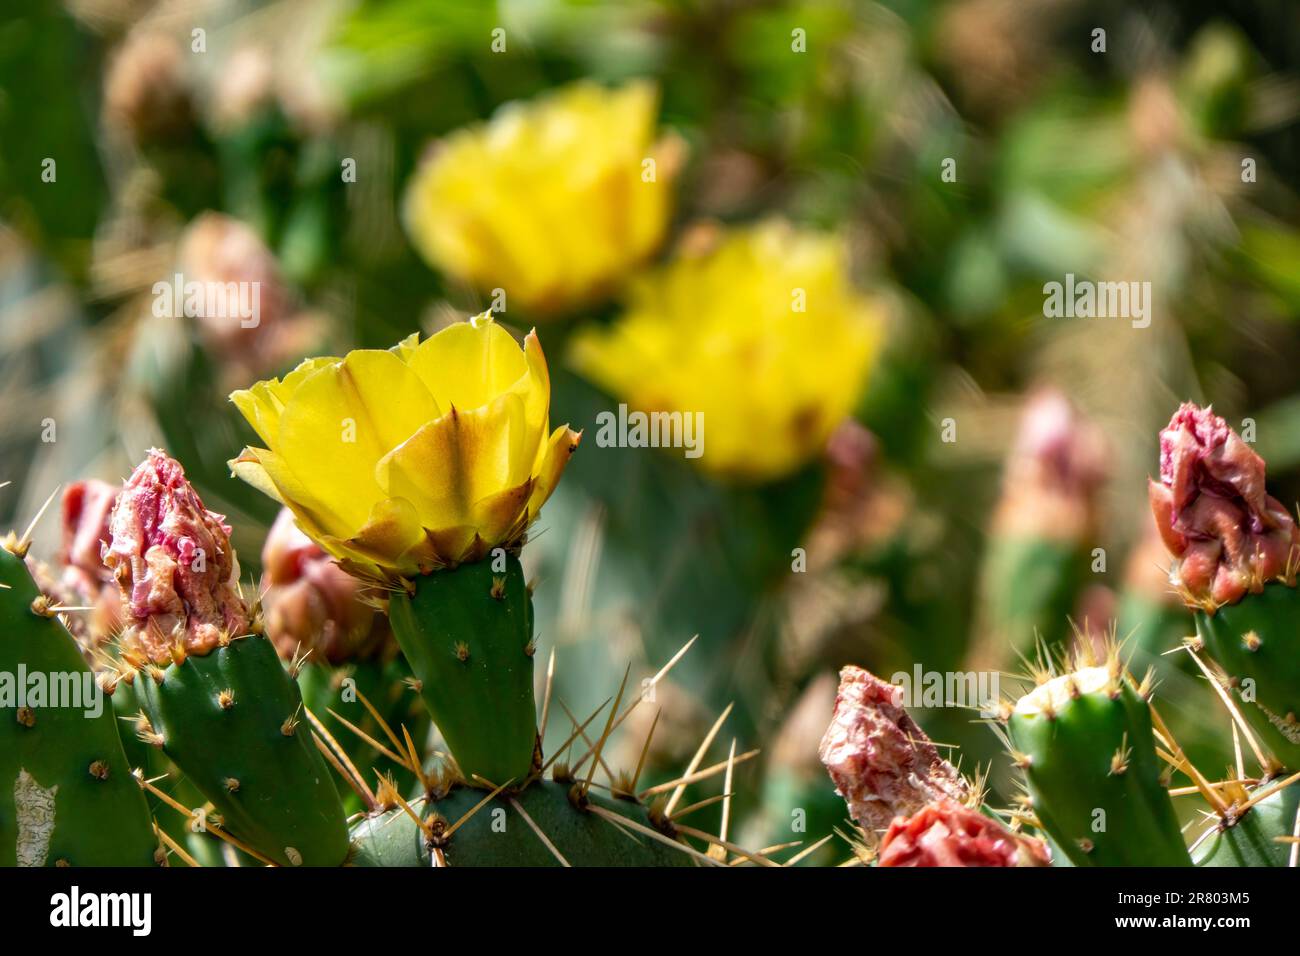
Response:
[104, 449, 251, 663]
[62, 480, 118, 578]
[823, 419, 877, 517]
[177, 213, 288, 351]
[1148, 402, 1299, 607]
[818, 666, 968, 837]
[995, 389, 1107, 539]
[54, 480, 125, 647]
[260, 508, 381, 665]
[877, 798, 1049, 867]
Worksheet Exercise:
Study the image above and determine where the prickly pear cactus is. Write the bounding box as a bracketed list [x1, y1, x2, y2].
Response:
[103, 450, 350, 867]
[1147, 404, 1300, 772]
[134, 634, 350, 867]
[1193, 779, 1300, 867]
[388, 554, 538, 787]
[1006, 654, 1190, 867]
[351, 779, 697, 867]
[1193, 585, 1300, 769]
[0, 536, 159, 866]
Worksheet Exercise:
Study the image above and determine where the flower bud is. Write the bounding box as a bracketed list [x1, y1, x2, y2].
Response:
[177, 213, 289, 351]
[878, 798, 1049, 867]
[818, 666, 968, 838]
[57, 480, 123, 646]
[994, 389, 1107, 540]
[1148, 402, 1299, 607]
[261, 508, 383, 665]
[104, 449, 251, 663]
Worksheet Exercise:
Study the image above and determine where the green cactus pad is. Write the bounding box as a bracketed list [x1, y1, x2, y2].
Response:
[1193, 781, 1300, 867]
[0, 543, 159, 866]
[1008, 665, 1191, 866]
[1194, 582, 1300, 769]
[389, 554, 537, 788]
[350, 780, 696, 867]
[134, 633, 349, 866]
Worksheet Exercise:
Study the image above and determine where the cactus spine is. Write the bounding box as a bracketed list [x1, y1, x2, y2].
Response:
[1193, 778, 1300, 867]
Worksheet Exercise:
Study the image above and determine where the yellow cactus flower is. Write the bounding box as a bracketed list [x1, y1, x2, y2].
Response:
[229, 314, 580, 581]
[403, 79, 683, 315]
[570, 221, 882, 484]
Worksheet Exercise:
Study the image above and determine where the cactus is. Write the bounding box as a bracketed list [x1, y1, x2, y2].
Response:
[351, 780, 697, 867]
[1147, 403, 1300, 772]
[104, 450, 350, 867]
[293, 657, 426, 804]
[1193, 777, 1300, 867]
[343, 632, 781, 868]
[1005, 648, 1191, 866]
[0, 530, 159, 866]
[1192, 587, 1300, 770]
[84, 441, 787, 868]
[132, 633, 350, 867]
[388, 554, 537, 787]
[968, 391, 1106, 671]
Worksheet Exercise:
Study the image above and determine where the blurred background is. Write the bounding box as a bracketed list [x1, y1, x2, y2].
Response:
[2, 0, 1299, 863]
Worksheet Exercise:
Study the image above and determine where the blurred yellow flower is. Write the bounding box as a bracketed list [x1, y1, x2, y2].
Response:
[229, 314, 580, 580]
[403, 79, 683, 315]
[570, 221, 882, 483]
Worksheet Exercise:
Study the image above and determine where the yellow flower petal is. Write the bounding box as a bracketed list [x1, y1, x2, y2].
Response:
[231, 317, 577, 578]
[528, 425, 582, 521]
[403, 80, 678, 314]
[233, 446, 346, 542]
[470, 478, 536, 551]
[405, 317, 527, 414]
[569, 220, 882, 483]
[230, 355, 337, 447]
[346, 496, 425, 571]
[277, 348, 440, 534]
[376, 391, 531, 529]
